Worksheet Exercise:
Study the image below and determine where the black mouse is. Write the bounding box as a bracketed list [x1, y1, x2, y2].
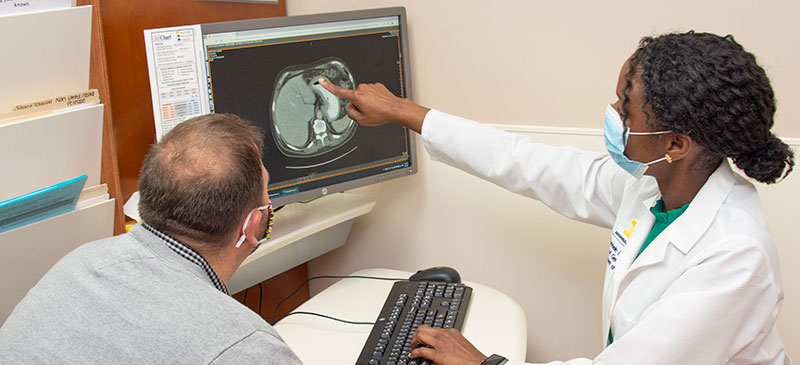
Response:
[408, 266, 461, 283]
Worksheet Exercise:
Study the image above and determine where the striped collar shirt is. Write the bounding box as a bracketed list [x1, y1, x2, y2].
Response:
[141, 223, 229, 295]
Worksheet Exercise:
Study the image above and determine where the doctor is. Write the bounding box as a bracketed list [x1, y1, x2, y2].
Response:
[320, 31, 792, 364]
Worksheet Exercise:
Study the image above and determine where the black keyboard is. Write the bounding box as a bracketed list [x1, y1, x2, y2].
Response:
[356, 280, 473, 365]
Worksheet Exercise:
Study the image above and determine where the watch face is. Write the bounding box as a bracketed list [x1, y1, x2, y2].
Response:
[482, 354, 508, 365]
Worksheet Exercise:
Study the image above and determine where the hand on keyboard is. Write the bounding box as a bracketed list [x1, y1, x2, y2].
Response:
[356, 281, 473, 365]
[409, 326, 487, 365]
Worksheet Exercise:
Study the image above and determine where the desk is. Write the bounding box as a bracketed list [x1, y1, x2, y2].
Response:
[274, 268, 528, 364]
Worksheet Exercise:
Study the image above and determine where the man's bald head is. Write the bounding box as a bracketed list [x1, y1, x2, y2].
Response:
[138, 114, 265, 248]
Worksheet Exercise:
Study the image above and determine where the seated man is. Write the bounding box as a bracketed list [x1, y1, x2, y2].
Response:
[0, 114, 301, 364]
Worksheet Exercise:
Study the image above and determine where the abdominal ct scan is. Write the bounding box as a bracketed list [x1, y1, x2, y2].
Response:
[270, 57, 357, 162]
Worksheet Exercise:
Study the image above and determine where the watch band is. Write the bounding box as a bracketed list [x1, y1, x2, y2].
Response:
[482, 354, 508, 365]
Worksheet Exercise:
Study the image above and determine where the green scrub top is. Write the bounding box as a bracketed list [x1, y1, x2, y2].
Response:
[637, 198, 691, 259]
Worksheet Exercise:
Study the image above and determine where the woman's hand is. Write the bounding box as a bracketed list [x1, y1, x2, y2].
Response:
[318, 78, 429, 133]
[409, 326, 488, 365]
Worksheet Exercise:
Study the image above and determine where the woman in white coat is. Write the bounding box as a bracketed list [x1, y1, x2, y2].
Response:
[321, 32, 792, 364]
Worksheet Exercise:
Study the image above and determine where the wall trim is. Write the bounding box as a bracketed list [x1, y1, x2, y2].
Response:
[491, 124, 800, 147]
[492, 124, 603, 136]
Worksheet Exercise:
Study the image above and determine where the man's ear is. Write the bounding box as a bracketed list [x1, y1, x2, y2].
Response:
[242, 209, 263, 247]
[666, 133, 693, 162]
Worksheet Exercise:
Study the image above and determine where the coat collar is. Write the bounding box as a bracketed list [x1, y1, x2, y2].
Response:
[628, 161, 738, 270]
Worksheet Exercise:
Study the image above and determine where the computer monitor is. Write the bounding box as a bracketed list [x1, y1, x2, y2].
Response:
[199, 7, 416, 207]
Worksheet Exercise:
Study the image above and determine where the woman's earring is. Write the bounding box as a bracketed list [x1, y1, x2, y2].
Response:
[665, 153, 673, 164]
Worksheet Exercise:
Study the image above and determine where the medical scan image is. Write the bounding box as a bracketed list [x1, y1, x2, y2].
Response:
[270, 58, 357, 160]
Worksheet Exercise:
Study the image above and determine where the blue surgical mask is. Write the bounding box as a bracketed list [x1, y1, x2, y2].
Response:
[604, 104, 672, 178]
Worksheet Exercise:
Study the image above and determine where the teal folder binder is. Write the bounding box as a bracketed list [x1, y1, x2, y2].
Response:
[0, 175, 88, 234]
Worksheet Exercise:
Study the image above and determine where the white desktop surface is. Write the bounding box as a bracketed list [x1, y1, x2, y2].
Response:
[274, 268, 527, 364]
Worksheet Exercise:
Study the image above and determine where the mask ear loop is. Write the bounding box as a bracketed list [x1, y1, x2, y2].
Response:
[627, 130, 673, 136]
[235, 209, 257, 248]
[644, 155, 667, 166]
[628, 130, 675, 165]
[234, 235, 247, 248]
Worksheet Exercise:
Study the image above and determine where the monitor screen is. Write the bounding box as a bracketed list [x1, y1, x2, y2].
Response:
[199, 7, 416, 207]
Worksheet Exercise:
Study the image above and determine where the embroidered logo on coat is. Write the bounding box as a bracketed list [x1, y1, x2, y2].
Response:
[608, 220, 637, 271]
[623, 219, 637, 238]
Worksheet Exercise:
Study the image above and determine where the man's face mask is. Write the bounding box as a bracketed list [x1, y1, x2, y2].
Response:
[257, 202, 275, 243]
[603, 104, 671, 178]
[235, 202, 275, 248]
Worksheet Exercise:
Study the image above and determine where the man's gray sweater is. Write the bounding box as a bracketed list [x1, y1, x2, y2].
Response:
[0, 224, 301, 364]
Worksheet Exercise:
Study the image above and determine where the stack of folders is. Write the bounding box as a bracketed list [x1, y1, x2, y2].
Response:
[0, 5, 115, 324]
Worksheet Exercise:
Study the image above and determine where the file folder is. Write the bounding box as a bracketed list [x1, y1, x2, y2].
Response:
[0, 175, 88, 234]
[0, 104, 103, 203]
[0, 6, 91, 113]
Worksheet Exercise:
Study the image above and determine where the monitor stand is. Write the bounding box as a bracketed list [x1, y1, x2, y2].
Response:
[228, 192, 376, 293]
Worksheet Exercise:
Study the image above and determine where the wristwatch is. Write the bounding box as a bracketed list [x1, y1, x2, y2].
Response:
[482, 354, 508, 365]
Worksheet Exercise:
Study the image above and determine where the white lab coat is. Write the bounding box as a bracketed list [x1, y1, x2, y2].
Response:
[421, 110, 789, 365]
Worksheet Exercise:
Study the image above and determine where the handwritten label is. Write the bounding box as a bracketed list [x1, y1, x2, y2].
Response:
[0, 0, 73, 16]
[11, 89, 98, 113]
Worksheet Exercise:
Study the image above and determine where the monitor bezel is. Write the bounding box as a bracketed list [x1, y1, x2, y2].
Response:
[200, 7, 417, 208]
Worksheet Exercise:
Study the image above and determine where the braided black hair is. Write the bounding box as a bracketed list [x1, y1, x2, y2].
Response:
[623, 31, 793, 184]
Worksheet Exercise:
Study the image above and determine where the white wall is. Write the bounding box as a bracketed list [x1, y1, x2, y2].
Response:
[288, 0, 800, 136]
[287, 1, 800, 362]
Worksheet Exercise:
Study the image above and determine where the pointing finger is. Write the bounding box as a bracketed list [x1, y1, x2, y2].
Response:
[318, 78, 356, 101]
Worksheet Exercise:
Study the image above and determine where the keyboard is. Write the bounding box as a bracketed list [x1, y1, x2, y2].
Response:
[355, 280, 473, 365]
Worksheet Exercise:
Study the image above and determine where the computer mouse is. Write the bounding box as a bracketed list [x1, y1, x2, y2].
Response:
[408, 266, 461, 283]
